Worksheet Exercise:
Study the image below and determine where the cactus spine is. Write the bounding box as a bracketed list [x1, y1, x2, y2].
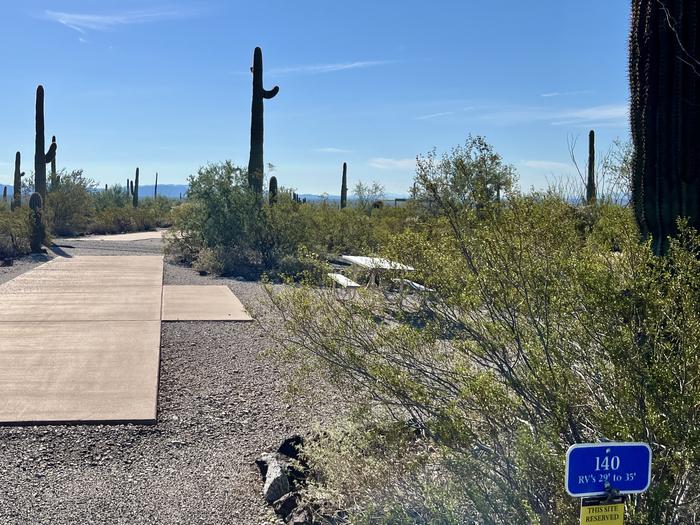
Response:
[247, 47, 279, 196]
[586, 130, 596, 204]
[28, 192, 44, 253]
[12, 152, 25, 211]
[34, 86, 56, 201]
[269, 176, 278, 205]
[154, 172, 158, 198]
[340, 162, 348, 209]
[630, 0, 700, 255]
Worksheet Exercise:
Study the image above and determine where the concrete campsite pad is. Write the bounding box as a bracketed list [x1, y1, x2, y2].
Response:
[0, 321, 161, 424]
[0, 255, 164, 424]
[60, 230, 166, 242]
[162, 285, 253, 321]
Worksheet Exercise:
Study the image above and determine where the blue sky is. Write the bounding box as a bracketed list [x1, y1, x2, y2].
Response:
[0, 1, 631, 194]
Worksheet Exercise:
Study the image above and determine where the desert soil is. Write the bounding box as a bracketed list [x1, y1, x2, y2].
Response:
[0, 235, 343, 524]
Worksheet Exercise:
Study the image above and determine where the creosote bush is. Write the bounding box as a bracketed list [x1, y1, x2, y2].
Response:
[267, 194, 700, 524]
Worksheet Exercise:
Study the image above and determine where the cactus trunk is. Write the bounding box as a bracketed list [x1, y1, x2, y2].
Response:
[28, 192, 44, 253]
[49, 135, 58, 190]
[154, 172, 158, 198]
[132, 168, 139, 208]
[247, 47, 279, 196]
[34, 86, 57, 201]
[340, 162, 348, 209]
[269, 176, 278, 205]
[12, 152, 24, 211]
[586, 130, 596, 204]
[34, 86, 47, 200]
[630, 0, 700, 255]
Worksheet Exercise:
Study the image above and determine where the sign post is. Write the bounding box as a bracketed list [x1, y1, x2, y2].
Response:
[565, 442, 652, 525]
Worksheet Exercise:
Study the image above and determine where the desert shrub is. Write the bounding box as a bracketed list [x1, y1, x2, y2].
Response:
[193, 247, 224, 275]
[88, 207, 158, 235]
[268, 195, 700, 524]
[45, 169, 96, 236]
[0, 208, 31, 258]
[93, 185, 130, 211]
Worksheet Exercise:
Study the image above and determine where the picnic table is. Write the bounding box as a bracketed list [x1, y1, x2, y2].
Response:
[340, 255, 414, 286]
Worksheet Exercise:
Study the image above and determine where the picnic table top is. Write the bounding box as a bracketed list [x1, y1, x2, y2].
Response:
[340, 255, 414, 271]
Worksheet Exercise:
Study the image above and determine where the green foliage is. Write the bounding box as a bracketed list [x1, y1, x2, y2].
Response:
[45, 169, 96, 236]
[268, 193, 700, 524]
[0, 208, 31, 258]
[94, 185, 131, 211]
[166, 161, 420, 277]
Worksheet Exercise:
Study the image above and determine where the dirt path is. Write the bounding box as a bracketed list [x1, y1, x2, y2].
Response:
[0, 236, 343, 524]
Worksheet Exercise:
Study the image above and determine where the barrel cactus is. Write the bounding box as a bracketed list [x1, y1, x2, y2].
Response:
[28, 192, 44, 253]
[630, 0, 700, 255]
[269, 176, 278, 205]
[340, 162, 348, 209]
[247, 47, 279, 196]
[34, 86, 57, 200]
[12, 152, 25, 211]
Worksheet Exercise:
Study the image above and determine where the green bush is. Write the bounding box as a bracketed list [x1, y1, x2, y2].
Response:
[0, 208, 31, 258]
[268, 195, 700, 524]
[45, 169, 95, 236]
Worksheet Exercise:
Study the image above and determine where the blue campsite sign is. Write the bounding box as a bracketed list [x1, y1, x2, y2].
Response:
[565, 442, 652, 497]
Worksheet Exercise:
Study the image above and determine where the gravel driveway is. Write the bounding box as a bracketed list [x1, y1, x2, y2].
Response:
[0, 236, 343, 524]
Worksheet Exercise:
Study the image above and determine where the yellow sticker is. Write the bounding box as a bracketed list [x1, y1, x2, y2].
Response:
[580, 503, 624, 524]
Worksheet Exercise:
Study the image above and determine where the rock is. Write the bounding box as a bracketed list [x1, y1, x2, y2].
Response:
[273, 491, 300, 520]
[277, 435, 304, 460]
[285, 506, 313, 525]
[255, 452, 276, 480]
[262, 457, 290, 503]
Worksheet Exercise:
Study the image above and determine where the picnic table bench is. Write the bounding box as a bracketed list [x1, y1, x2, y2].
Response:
[327, 272, 361, 298]
[339, 256, 414, 287]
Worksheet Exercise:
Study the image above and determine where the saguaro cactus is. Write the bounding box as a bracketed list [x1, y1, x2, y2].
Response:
[34, 85, 57, 201]
[586, 130, 596, 204]
[268, 176, 278, 205]
[12, 152, 25, 211]
[630, 0, 700, 255]
[154, 172, 158, 198]
[2, 187, 7, 204]
[340, 162, 348, 209]
[49, 136, 59, 190]
[28, 192, 44, 253]
[247, 47, 279, 196]
[132, 167, 140, 208]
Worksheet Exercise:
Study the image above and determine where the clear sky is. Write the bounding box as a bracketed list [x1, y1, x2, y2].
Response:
[0, 1, 631, 195]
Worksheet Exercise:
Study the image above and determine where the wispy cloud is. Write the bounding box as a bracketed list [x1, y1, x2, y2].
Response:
[521, 160, 573, 172]
[44, 8, 188, 33]
[540, 90, 594, 98]
[368, 157, 415, 170]
[268, 61, 391, 76]
[415, 111, 454, 120]
[315, 147, 352, 154]
[478, 103, 628, 128]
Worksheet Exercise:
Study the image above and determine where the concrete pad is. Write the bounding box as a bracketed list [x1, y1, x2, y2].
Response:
[0, 288, 163, 322]
[0, 255, 164, 425]
[61, 231, 165, 242]
[162, 285, 252, 321]
[0, 321, 161, 424]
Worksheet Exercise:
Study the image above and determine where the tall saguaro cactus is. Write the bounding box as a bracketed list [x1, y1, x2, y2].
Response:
[586, 130, 596, 204]
[247, 47, 279, 196]
[12, 152, 25, 211]
[49, 136, 59, 190]
[154, 172, 158, 198]
[340, 162, 348, 209]
[132, 168, 140, 208]
[34, 85, 57, 201]
[630, 0, 700, 255]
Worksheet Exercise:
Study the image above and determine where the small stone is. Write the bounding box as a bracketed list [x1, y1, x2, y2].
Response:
[262, 458, 290, 503]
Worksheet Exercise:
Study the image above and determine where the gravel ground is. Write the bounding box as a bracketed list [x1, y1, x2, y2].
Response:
[0, 236, 345, 524]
